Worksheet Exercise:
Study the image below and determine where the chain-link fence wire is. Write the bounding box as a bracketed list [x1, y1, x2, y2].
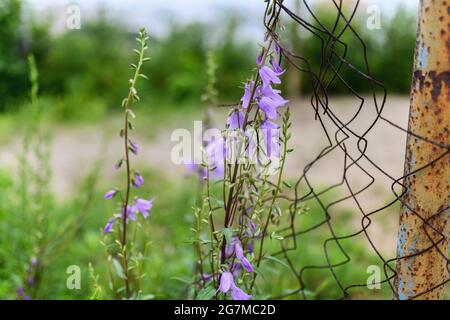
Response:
[259, 0, 450, 299]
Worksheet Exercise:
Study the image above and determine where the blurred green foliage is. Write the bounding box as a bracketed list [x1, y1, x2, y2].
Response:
[0, 1, 416, 116]
[295, 5, 416, 95]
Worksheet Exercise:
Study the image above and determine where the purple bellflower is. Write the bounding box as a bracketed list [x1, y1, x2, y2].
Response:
[219, 271, 252, 300]
[134, 198, 153, 218]
[234, 240, 254, 273]
[259, 66, 282, 86]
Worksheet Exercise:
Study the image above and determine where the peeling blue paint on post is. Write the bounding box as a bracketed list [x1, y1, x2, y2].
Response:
[417, 44, 428, 69]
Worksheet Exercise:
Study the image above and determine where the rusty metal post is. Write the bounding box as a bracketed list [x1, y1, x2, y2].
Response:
[394, 0, 450, 300]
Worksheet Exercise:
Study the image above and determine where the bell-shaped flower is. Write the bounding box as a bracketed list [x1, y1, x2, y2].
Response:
[234, 240, 254, 273]
[219, 272, 234, 293]
[134, 198, 153, 218]
[231, 285, 252, 300]
[259, 65, 282, 86]
[219, 271, 252, 300]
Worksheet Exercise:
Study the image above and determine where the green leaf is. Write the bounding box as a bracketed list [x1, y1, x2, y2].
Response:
[197, 286, 216, 300]
[112, 259, 126, 280]
[282, 181, 292, 188]
[263, 255, 290, 270]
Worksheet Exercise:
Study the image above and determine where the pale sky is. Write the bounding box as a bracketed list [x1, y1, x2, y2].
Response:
[26, 0, 420, 38]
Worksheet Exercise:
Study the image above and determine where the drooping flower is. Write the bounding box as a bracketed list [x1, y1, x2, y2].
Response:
[103, 218, 117, 234]
[219, 272, 252, 300]
[134, 198, 153, 218]
[258, 97, 283, 120]
[129, 140, 139, 155]
[260, 83, 288, 105]
[132, 171, 144, 188]
[231, 285, 252, 300]
[219, 272, 233, 293]
[259, 66, 282, 86]
[228, 111, 245, 130]
[104, 189, 118, 199]
[271, 58, 284, 74]
[241, 81, 254, 109]
[234, 240, 254, 273]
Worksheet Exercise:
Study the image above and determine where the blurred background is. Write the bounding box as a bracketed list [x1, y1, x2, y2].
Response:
[0, 0, 430, 299]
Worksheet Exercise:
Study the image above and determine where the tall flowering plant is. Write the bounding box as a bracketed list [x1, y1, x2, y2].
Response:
[102, 28, 153, 299]
[189, 0, 292, 300]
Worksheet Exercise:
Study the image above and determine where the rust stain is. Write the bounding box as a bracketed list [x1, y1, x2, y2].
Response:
[395, 0, 450, 300]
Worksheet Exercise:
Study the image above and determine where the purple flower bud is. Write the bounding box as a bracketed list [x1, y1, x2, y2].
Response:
[241, 81, 254, 109]
[271, 58, 284, 74]
[132, 172, 144, 188]
[27, 277, 34, 286]
[247, 219, 257, 236]
[256, 52, 263, 66]
[134, 198, 153, 219]
[248, 241, 254, 254]
[103, 218, 116, 234]
[129, 140, 139, 155]
[275, 42, 281, 56]
[115, 159, 123, 170]
[17, 287, 24, 296]
[31, 256, 38, 267]
[219, 272, 234, 293]
[24, 295, 31, 300]
[104, 189, 118, 199]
